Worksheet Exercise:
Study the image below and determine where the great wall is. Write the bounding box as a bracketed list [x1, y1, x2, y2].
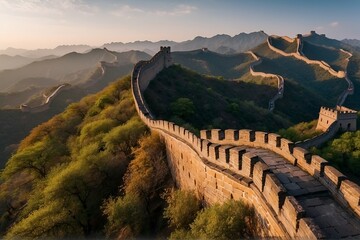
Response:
[247, 51, 284, 111]
[19, 48, 120, 113]
[131, 46, 360, 239]
[20, 83, 71, 113]
[266, 31, 354, 106]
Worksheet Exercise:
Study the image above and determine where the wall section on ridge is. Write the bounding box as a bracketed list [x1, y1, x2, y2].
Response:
[130, 47, 332, 239]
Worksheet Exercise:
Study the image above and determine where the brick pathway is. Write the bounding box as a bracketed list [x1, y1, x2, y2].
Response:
[248, 147, 360, 238]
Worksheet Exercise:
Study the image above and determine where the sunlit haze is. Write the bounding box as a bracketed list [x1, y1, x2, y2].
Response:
[1, 0, 359, 49]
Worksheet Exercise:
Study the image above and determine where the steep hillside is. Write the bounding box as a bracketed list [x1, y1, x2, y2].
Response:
[269, 36, 297, 53]
[172, 50, 254, 79]
[343, 39, 360, 49]
[252, 42, 347, 105]
[0, 76, 167, 238]
[0, 87, 42, 109]
[144, 65, 291, 132]
[0, 49, 149, 93]
[0, 59, 142, 167]
[172, 31, 267, 53]
[301, 41, 349, 72]
[303, 32, 352, 50]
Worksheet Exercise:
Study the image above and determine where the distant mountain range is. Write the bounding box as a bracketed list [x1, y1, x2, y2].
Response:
[0, 31, 268, 59]
[342, 39, 360, 49]
[0, 54, 56, 71]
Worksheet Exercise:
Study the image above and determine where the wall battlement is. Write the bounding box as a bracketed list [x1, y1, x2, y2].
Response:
[316, 106, 357, 132]
[131, 47, 360, 239]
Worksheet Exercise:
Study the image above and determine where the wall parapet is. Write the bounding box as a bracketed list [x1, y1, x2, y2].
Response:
[200, 128, 360, 221]
[131, 47, 360, 238]
[247, 51, 284, 111]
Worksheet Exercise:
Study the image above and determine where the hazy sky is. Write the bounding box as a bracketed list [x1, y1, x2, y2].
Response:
[0, 0, 359, 49]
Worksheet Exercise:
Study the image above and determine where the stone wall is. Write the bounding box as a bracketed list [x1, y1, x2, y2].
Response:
[200, 128, 360, 220]
[20, 84, 70, 113]
[267, 35, 346, 78]
[130, 47, 353, 238]
[247, 51, 284, 111]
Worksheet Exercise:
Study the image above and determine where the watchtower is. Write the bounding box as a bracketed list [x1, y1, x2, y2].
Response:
[316, 106, 357, 132]
[160, 46, 172, 68]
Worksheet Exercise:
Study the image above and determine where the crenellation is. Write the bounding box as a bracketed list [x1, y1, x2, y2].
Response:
[242, 152, 260, 177]
[239, 129, 255, 142]
[293, 147, 311, 163]
[263, 173, 287, 213]
[280, 138, 294, 154]
[229, 147, 247, 170]
[211, 129, 225, 141]
[255, 131, 268, 144]
[322, 166, 347, 192]
[224, 129, 239, 141]
[208, 143, 221, 161]
[200, 129, 210, 140]
[201, 139, 212, 157]
[297, 217, 324, 239]
[253, 161, 270, 191]
[218, 145, 233, 165]
[310, 155, 328, 177]
[268, 133, 281, 148]
[340, 180, 360, 216]
[280, 196, 306, 237]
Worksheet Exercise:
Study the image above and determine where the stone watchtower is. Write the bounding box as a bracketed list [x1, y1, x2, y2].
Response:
[316, 106, 357, 132]
[160, 46, 172, 68]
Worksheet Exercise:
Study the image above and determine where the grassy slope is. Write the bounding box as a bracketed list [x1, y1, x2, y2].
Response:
[172, 50, 253, 79]
[0, 64, 134, 168]
[253, 43, 347, 105]
[302, 41, 348, 71]
[270, 37, 298, 53]
[144, 65, 291, 132]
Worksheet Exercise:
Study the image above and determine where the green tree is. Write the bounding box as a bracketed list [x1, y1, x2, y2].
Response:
[102, 194, 146, 238]
[170, 98, 195, 119]
[163, 189, 201, 229]
[123, 133, 170, 213]
[171, 200, 258, 240]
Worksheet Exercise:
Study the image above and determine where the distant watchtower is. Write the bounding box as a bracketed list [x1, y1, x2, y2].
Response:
[316, 106, 357, 132]
[160, 46, 172, 68]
